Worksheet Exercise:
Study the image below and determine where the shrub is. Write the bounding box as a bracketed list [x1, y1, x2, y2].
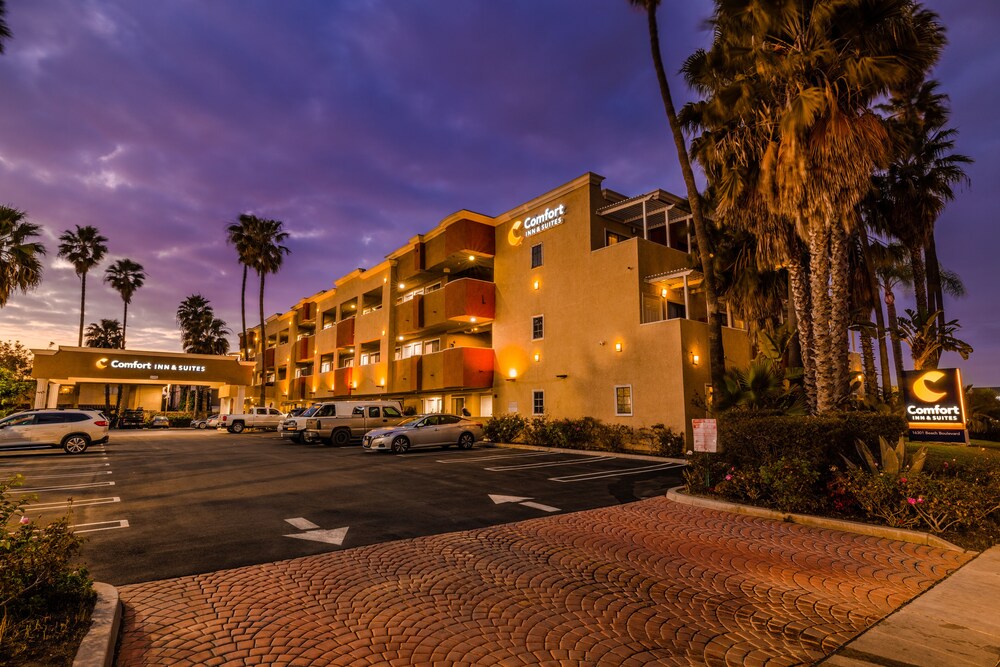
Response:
[521, 417, 569, 448]
[839, 468, 920, 529]
[483, 413, 526, 443]
[650, 424, 685, 457]
[1, 475, 95, 664]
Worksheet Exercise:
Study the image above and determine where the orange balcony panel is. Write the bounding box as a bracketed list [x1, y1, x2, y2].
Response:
[295, 336, 314, 362]
[445, 219, 495, 257]
[444, 278, 495, 323]
[298, 302, 316, 322]
[333, 367, 353, 398]
[336, 317, 355, 348]
[421, 347, 493, 390]
[394, 295, 423, 335]
[390, 356, 421, 393]
[293, 377, 308, 400]
[263, 347, 276, 368]
[396, 243, 426, 283]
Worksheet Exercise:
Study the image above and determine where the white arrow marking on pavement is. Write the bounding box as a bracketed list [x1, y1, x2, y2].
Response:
[284, 517, 320, 530]
[285, 527, 349, 545]
[489, 494, 560, 513]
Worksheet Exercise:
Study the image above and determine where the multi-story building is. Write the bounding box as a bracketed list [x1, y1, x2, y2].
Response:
[242, 173, 750, 438]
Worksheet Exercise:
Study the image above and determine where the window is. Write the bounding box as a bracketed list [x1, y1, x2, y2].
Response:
[352, 406, 365, 416]
[360, 351, 380, 365]
[383, 406, 402, 418]
[606, 230, 626, 245]
[439, 415, 461, 425]
[368, 407, 380, 418]
[320, 360, 332, 373]
[424, 339, 440, 354]
[317, 405, 336, 417]
[532, 390, 545, 416]
[530, 243, 543, 268]
[424, 282, 442, 293]
[531, 315, 544, 340]
[615, 385, 633, 416]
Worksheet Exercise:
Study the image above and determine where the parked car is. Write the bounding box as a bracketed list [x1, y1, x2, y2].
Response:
[190, 414, 220, 430]
[149, 415, 170, 429]
[206, 414, 222, 429]
[219, 407, 285, 433]
[300, 401, 405, 445]
[117, 409, 145, 429]
[0, 408, 109, 455]
[362, 414, 483, 453]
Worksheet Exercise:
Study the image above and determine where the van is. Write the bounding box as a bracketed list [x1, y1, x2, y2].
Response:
[300, 400, 405, 446]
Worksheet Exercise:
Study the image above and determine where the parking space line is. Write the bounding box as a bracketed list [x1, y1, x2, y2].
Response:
[437, 452, 555, 464]
[485, 456, 615, 471]
[24, 470, 113, 480]
[72, 519, 129, 533]
[550, 462, 686, 483]
[11, 481, 116, 493]
[26, 497, 121, 511]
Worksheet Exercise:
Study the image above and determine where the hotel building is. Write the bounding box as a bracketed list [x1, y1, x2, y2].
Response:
[243, 173, 750, 439]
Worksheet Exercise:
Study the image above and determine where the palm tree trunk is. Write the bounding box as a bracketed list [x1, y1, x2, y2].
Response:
[808, 220, 834, 413]
[909, 242, 929, 315]
[113, 385, 124, 427]
[829, 222, 851, 405]
[787, 253, 816, 412]
[859, 226, 891, 399]
[78, 273, 87, 346]
[885, 287, 906, 395]
[104, 384, 111, 418]
[785, 283, 801, 369]
[644, 2, 725, 397]
[259, 271, 267, 407]
[861, 327, 878, 399]
[122, 301, 129, 349]
[240, 265, 248, 360]
[925, 233, 945, 367]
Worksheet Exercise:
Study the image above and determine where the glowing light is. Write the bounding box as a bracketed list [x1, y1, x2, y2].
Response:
[533, 353, 540, 362]
[508, 368, 517, 379]
[661, 288, 667, 298]
[615, 342, 622, 353]
[533, 280, 540, 290]
[468, 255, 475, 261]
[470, 317, 477, 323]
[692, 354, 700, 366]
[398, 282, 405, 289]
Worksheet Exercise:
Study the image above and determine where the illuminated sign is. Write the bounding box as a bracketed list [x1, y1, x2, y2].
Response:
[508, 203, 567, 246]
[95, 357, 206, 373]
[902, 368, 967, 443]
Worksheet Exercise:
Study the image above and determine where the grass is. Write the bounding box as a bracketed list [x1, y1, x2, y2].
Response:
[907, 438, 1000, 468]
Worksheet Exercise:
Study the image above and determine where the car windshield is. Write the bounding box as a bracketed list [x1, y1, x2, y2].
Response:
[398, 416, 425, 427]
[300, 406, 319, 417]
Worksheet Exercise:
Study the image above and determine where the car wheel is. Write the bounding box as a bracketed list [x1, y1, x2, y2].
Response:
[290, 434, 303, 444]
[230, 422, 245, 434]
[331, 429, 351, 447]
[62, 434, 90, 455]
[391, 436, 410, 454]
[198, 422, 208, 429]
[458, 432, 475, 450]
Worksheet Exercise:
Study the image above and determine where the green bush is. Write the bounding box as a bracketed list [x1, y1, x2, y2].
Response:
[522, 417, 569, 448]
[1, 475, 95, 665]
[483, 413, 526, 443]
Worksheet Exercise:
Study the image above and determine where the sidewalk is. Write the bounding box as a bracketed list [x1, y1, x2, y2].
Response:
[113, 496, 973, 666]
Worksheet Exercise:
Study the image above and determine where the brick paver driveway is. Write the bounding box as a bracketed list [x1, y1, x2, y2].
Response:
[117, 497, 970, 666]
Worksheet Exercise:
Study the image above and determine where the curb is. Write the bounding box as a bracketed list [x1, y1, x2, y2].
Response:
[73, 582, 122, 667]
[488, 441, 686, 464]
[666, 487, 970, 552]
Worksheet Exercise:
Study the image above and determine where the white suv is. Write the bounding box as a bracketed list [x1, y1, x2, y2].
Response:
[0, 409, 110, 455]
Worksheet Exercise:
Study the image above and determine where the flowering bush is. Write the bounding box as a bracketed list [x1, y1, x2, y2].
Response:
[482, 413, 527, 443]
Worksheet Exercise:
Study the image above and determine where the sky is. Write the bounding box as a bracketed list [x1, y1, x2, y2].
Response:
[1, 0, 998, 386]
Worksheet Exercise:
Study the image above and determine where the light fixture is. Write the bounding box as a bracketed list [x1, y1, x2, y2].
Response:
[661, 288, 668, 298]
[691, 353, 700, 366]
[468, 255, 475, 262]
[351, 381, 357, 389]
[533, 353, 540, 362]
[397, 335, 404, 341]
[383, 277, 388, 283]
[533, 280, 540, 290]
[398, 282, 406, 290]
[507, 368, 518, 380]
[615, 342, 623, 353]
[349, 304, 355, 309]
[378, 379, 385, 387]
[470, 317, 477, 323]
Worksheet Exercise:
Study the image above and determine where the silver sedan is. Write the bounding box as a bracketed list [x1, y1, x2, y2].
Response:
[362, 414, 484, 453]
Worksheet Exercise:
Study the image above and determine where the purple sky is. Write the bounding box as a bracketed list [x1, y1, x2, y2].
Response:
[1, 1, 998, 386]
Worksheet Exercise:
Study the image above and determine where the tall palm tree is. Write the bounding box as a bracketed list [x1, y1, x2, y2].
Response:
[58, 225, 108, 346]
[627, 0, 726, 399]
[226, 215, 259, 360]
[681, 0, 944, 413]
[104, 258, 145, 348]
[0, 206, 45, 307]
[245, 218, 289, 406]
[177, 294, 231, 417]
[0, 0, 11, 54]
[85, 318, 123, 416]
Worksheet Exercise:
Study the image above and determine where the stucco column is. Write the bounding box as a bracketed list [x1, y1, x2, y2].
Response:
[46, 382, 60, 408]
[234, 385, 246, 414]
[33, 379, 48, 408]
[683, 275, 690, 319]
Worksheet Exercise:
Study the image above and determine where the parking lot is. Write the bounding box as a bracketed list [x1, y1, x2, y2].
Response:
[3, 429, 685, 585]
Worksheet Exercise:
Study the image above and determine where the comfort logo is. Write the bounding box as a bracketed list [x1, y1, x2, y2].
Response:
[507, 220, 524, 247]
[911, 370, 948, 403]
[96, 358, 109, 370]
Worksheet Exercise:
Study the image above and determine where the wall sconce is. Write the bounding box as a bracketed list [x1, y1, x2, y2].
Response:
[398, 282, 405, 290]
[614, 342, 623, 353]
[691, 353, 700, 366]
[470, 317, 477, 323]
[351, 381, 358, 389]
[381, 329, 386, 336]
[377, 379, 386, 387]
[661, 288, 668, 298]
[533, 353, 540, 362]
[397, 335, 404, 341]
[506, 368, 517, 381]
[533, 280, 540, 290]
[468, 255, 475, 262]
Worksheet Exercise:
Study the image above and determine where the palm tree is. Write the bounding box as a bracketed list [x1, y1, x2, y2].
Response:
[85, 318, 123, 417]
[58, 225, 109, 346]
[226, 215, 259, 360]
[104, 259, 145, 348]
[177, 294, 231, 417]
[895, 309, 972, 371]
[0, 206, 45, 307]
[244, 218, 289, 406]
[680, 0, 944, 413]
[627, 0, 726, 399]
[0, 0, 11, 54]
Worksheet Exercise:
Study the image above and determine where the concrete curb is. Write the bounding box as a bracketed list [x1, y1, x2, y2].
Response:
[73, 582, 121, 667]
[487, 441, 686, 464]
[666, 487, 970, 552]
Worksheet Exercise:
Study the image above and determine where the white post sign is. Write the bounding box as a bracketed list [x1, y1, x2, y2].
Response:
[692, 419, 718, 453]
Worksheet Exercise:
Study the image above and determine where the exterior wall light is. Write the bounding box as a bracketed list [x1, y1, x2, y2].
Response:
[397, 335, 404, 341]
[351, 381, 358, 389]
[691, 353, 700, 366]
[378, 379, 386, 387]
[533, 353, 540, 362]
[661, 288, 668, 298]
[398, 282, 406, 290]
[615, 342, 623, 353]
[533, 280, 540, 290]
[470, 317, 477, 323]
[468, 255, 475, 262]
[507, 368, 518, 381]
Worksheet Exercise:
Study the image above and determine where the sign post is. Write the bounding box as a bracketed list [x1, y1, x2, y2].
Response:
[692, 418, 718, 487]
[901, 368, 968, 443]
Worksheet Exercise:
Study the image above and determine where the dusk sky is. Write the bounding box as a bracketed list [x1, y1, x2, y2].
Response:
[1, 1, 998, 385]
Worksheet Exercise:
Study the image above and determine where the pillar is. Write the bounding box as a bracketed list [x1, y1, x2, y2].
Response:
[34, 379, 48, 408]
[46, 382, 60, 408]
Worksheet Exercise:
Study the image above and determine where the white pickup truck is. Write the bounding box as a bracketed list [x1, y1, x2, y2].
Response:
[218, 407, 286, 433]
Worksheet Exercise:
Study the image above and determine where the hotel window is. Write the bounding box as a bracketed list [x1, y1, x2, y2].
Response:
[424, 339, 441, 354]
[606, 230, 627, 246]
[532, 390, 545, 416]
[531, 315, 544, 340]
[615, 385, 633, 416]
[319, 360, 332, 373]
[530, 243, 543, 268]
[424, 282, 442, 293]
[360, 351, 380, 365]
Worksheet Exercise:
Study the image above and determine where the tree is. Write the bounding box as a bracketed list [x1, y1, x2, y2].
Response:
[0, 0, 11, 54]
[176, 295, 231, 417]
[627, 0, 726, 400]
[242, 217, 289, 406]
[0, 340, 32, 411]
[226, 215, 258, 361]
[0, 206, 45, 308]
[58, 225, 108, 347]
[681, 0, 944, 413]
[85, 319, 123, 417]
[103, 259, 145, 348]
[895, 309, 972, 371]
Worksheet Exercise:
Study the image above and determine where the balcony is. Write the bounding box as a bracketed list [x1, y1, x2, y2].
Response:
[395, 295, 423, 335]
[424, 219, 495, 269]
[390, 356, 421, 393]
[295, 336, 314, 362]
[333, 367, 353, 398]
[336, 317, 355, 348]
[297, 301, 316, 322]
[421, 347, 494, 391]
[394, 279, 495, 336]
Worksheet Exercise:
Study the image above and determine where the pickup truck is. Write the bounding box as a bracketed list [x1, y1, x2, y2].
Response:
[219, 407, 286, 433]
[300, 401, 405, 445]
